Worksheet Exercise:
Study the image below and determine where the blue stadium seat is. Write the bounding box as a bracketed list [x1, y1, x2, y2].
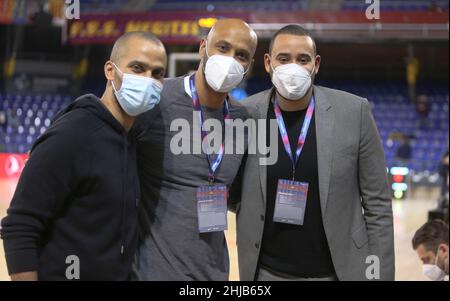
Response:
[1, 83, 447, 173]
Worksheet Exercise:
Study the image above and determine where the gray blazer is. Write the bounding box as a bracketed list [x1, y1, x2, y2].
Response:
[231, 85, 395, 281]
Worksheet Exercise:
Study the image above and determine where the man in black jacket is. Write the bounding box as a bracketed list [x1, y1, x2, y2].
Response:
[0, 31, 167, 280]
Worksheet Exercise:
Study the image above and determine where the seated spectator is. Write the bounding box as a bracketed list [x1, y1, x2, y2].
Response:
[0, 104, 6, 152]
[412, 219, 449, 281]
[439, 150, 449, 198]
[0, 107, 6, 130]
[416, 94, 430, 130]
[396, 134, 412, 166]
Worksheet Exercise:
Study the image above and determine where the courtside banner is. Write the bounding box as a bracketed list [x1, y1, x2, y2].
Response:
[68, 11, 248, 45]
[0, 0, 28, 25]
[0, 153, 28, 179]
[67, 10, 447, 46]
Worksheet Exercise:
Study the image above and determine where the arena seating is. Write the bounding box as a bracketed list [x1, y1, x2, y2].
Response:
[341, 0, 449, 11]
[77, 0, 449, 14]
[248, 79, 449, 175]
[0, 94, 72, 154]
[0, 82, 448, 176]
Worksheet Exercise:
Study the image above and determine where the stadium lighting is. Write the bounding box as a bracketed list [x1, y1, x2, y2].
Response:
[198, 17, 218, 29]
[390, 167, 410, 176]
[390, 166, 410, 200]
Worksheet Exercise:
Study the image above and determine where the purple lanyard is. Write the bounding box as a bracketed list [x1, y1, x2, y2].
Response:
[189, 74, 230, 183]
[273, 94, 315, 180]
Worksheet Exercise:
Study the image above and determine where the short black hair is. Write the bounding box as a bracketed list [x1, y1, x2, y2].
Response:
[412, 219, 449, 251]
[269, 24, 316, 55]
[110, 31, 164, 63]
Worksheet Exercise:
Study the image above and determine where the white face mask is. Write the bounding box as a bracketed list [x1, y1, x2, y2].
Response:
[423, 248, 446, 281]
[111, 63, 163, 117]
[203, 41, 247, 93]
[271, 62, 314, 101]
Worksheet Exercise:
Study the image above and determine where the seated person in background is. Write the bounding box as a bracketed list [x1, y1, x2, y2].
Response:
[0, 104, 7, 130]
[395, 134, 412, 167]
[0, 105, 6, 152]
[416, 94, 430, 130]
[439, 150, 449, 198]
[412, 219, 449, 281]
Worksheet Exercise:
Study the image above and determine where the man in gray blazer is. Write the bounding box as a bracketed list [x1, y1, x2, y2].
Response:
[230, 25, 395, 281]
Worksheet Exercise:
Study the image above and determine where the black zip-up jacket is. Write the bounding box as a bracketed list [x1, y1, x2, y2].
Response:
[1, 94, 140, 280]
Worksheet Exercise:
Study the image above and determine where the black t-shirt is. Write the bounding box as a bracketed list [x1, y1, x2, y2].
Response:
[260, 99, 335, 278]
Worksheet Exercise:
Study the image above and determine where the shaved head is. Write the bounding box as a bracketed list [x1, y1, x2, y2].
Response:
[206, 18, 258, 57]
[110, 31, 164, 64]
[104, 31, 167, 95]
[198, 18, 258, 77]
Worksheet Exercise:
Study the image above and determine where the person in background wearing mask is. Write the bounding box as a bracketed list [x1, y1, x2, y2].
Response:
[230, 24, 395, 281]
[131, 19, 257, 281]
[413, 219, 449, 281]
[0, 32, 166, 280]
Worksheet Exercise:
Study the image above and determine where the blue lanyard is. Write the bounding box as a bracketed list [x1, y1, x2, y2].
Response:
[273, 94, 315, 180]
[189, 74, 230, 183]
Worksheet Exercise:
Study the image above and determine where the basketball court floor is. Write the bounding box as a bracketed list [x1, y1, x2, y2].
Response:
[0, 177, 437, 281]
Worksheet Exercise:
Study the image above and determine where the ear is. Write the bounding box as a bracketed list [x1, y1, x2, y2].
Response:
[314, 55, 321, 75]
[199, 38, 207, 58]
[439, 243, 449, 256]
[264, 53, 271, 75]
[104, 60, 115, 81]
